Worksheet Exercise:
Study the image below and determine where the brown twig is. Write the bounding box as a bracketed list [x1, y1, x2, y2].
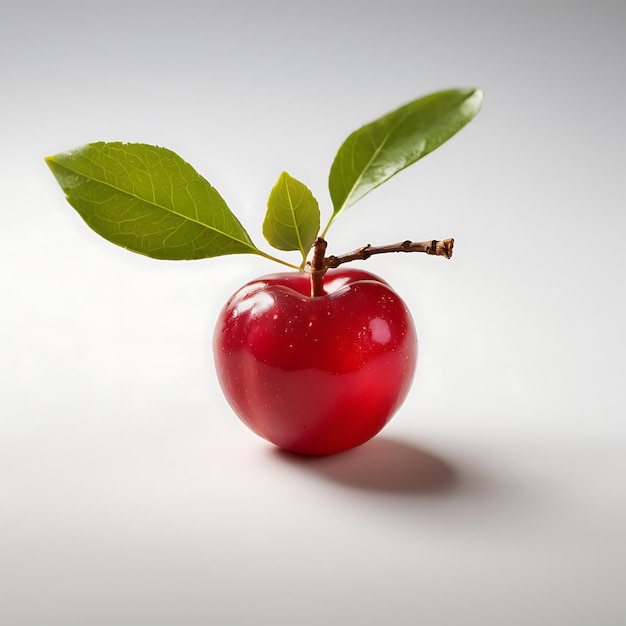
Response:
[325, 238, 454, 268]
[309, 237, 454, 297]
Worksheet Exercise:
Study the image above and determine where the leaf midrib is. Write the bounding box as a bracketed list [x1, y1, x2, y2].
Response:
[284, 179, 306, 256]
[339, 106, 415, 212]
[337, 92, 472, 213]
[47, 157, 258, 251]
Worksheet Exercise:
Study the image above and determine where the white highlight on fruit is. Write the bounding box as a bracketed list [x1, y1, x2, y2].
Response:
[369, 318, 391, 344]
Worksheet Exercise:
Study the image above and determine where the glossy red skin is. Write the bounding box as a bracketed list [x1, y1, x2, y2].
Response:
[213, 268, 417, 455]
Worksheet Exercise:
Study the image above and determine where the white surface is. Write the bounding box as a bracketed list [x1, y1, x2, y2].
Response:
[2, 1, 625, 624]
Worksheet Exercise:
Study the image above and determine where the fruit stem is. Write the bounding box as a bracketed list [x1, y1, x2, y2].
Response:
[310, 237, 328, 297]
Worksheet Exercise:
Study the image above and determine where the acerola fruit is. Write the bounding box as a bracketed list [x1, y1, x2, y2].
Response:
[213, 268, 417, 455]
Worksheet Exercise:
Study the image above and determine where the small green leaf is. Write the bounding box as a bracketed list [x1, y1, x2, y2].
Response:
[327, 88, 483, 229]
[263, 171, 320, 265]
[45, 142, 262, 260]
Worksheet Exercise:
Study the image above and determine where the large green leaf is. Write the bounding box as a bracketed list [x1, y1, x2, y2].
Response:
[45, 142, 261, 260]
[327, 88, 483, 227]
[263, 171, 320, 265]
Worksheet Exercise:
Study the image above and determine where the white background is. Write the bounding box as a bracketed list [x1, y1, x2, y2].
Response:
[2, 1, 625, 624]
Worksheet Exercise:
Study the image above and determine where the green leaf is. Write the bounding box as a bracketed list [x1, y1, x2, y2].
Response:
[327, 88, 483, 228]
[263, 171, 320, 265]
[45, 142, 262, 260]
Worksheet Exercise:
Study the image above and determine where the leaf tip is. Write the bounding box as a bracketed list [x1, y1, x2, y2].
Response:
[467, 87, 485, 112]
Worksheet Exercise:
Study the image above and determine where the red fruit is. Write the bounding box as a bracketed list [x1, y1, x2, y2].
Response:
[213, 268, 417, 455]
